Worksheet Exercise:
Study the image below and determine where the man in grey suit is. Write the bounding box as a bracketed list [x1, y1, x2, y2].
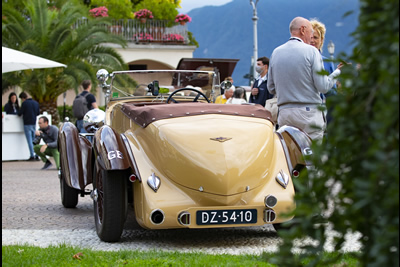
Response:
[267, 17, 343, 140]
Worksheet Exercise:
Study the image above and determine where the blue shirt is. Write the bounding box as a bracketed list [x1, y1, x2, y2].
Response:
[18, 98, 40, 125]
[321, 55, 337, 99]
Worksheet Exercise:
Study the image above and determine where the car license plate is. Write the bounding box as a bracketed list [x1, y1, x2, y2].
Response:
[196, 209, 257, 225]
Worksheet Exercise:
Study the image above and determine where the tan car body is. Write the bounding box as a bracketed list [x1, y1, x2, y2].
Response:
[108, 101, 296, 229]
[58, 70, 312, 242]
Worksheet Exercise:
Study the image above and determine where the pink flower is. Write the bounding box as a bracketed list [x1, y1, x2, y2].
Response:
[133, 33, 154, 41]
[134, 9, 154, 19]
[175, 14, 192, 23]
[163, 33, 184, 42]
[89, 6, 109, 17]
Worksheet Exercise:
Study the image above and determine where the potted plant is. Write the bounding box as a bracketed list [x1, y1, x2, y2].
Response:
[162, 33, 184, 43]
[134, 9, 154, 23]
[133, 33, 154, 42]
[89, 6, 109, 17]
[175, 14, 191, 25]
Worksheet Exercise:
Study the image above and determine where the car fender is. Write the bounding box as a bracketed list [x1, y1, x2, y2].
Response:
[276, 125, 312, 173]
[58, 122, 93, 190]
[93, 125, 131, 171]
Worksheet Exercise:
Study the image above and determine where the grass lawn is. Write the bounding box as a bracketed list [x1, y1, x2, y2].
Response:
[2, 244, 360, 266]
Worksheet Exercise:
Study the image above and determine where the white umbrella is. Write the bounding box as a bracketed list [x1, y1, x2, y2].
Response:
[2, 46, 67, 73]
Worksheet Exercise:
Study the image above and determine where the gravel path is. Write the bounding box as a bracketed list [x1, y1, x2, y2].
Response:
[2, 161, 361, 254]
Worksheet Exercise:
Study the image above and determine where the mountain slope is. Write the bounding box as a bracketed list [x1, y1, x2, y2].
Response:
[188, 0, 360, 85]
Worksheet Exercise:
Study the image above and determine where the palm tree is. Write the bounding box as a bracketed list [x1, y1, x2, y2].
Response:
[2, 0, 128, 124]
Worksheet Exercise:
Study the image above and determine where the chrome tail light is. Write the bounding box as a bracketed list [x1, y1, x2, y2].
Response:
[264, 209, 276, 222]
[178, 212, 191, 226]
[147, 173, 161, 192]
[275, 170, 289, 189]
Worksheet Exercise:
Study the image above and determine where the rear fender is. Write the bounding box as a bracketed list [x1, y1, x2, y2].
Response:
[58, 122, 93, 190]
[276, 125, 312, 174]
[93, 125, 131, 171]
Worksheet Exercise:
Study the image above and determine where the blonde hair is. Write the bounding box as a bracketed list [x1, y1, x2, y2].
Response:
[310, 18, 326, 52]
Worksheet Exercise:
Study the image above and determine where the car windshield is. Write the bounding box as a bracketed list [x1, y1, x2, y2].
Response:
[107, 70, 220, 102]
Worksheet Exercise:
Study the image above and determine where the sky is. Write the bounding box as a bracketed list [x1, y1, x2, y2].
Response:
[178, 0, 233, 14]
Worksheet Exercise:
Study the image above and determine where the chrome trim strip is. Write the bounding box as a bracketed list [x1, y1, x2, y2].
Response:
[275, 131, 293, 172]
[121, 133, 142, 182]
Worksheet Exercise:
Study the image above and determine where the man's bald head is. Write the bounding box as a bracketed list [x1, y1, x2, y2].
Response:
[289, 17, 313, 44]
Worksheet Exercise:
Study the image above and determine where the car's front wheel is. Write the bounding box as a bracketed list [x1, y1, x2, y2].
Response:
[93, 166, 127, 242]
[59, 167, 79, 208]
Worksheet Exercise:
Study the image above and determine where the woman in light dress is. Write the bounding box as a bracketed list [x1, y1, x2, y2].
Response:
[226, 87, 247, 105]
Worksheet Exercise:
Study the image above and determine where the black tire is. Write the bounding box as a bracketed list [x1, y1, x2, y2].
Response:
[59, 168, 79, 208]
[93, 166, 127, 242]
[273, 223, 284, 231]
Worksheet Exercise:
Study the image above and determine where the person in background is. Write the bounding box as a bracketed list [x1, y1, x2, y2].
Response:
[75, 80, 98, 133]
[222, 76, 236, 94]
[267, 17, 343, 140]
[18, 92, 40, 161]
[226, 87, 247, 104]
[310, 18, 337, 124]
[249, 57, 274, 107]
[215, 87, 234, 104]
[4, 92, 20, 115]
[133, 86, 147, 96]
[33, 116, 59, 170]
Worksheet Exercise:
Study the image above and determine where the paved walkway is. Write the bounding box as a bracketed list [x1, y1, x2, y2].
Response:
[2, 160, 94, 231]
[2, 160, 361, 253]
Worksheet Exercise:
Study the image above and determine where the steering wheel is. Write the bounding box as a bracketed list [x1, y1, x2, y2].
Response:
[166, 88, 210, 103]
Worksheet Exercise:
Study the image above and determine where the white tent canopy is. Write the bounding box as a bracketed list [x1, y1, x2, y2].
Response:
[2, 46, 67, 73]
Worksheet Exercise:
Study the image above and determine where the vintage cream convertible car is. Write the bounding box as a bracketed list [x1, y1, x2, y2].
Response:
[58, 69, 312, 242]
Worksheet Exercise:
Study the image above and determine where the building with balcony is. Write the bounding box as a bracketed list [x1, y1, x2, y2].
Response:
[2, 19, 197, 109]
[67, 19, 197, 106]
[102, 19, 197, 70]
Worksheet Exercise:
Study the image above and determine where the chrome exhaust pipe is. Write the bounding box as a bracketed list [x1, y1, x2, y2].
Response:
[264, 209, 276, 222]
[150, 209, 165, 225]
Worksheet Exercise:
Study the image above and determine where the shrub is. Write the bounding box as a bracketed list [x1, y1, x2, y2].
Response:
[89, 6, 108, 17]
[175, 14, 191, 23]
[133, 9, 153, 19]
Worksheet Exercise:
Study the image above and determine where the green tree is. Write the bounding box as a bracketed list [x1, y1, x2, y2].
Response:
[269, 0, 399, 266]
[133, 0, 180, 21]
[2, 0, 128, 124]
[90, 0, 135, 20]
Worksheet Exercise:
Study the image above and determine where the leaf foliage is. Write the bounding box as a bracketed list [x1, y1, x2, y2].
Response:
[270, 0, 399, 266]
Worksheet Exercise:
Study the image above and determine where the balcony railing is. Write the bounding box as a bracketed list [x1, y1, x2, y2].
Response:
[76, 19, 189, 45]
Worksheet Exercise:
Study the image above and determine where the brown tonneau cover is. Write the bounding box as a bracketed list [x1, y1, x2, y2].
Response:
[121, 102, 272, 128]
